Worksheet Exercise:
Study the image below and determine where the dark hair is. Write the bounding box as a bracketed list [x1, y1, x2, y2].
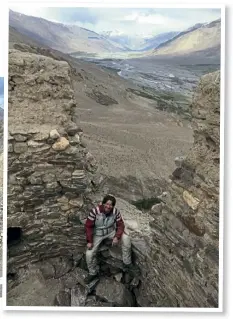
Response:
[102, 194, 116, 207]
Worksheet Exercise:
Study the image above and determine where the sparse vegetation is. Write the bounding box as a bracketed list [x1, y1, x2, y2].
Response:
[126, 87, 191, 118]
[86, 89, 118, 106]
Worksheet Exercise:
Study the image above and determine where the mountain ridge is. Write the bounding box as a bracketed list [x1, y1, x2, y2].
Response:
[149, 18, 221, 59]
[9, 9, 221, 59]
[9, 10, 127, 54]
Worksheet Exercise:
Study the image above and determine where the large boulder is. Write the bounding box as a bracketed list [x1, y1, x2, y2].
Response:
[95, 277, 135, 307]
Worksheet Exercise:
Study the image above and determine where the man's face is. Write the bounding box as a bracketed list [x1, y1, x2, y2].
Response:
[103, 200, 113, 213]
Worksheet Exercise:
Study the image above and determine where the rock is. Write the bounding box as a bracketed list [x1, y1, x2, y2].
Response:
[133, 287, 151, 307]
[104, 257, 125, 270]
[175, 156, 186, 167]
[69, 198, 84, 208]
[73, 252, 83, 266]
[182, 190, 200, 210]
[72, 170, 86, 179]
[13, 134, 28, 142]
[72, 267, 88, 287]
[54, 290, 71, 306]
[95, 277, 135, 307]
[114, 273, 123, 282]
[130, 277, 140, 288]
[13, 142, 28, 153]
[66, 122, 79, 136]
[85, 296, 113, 307]
[109, 246, 122, 261]
[71, 284, 88, 306]
[33, 132, 49, 141]
[85, 278, 100, 294]
[86, 152, 94, 161]
[157, 191, 168, 201]
[52, 137, 69, 151]
[27, 140, 51, 152]
[39, 261, 55, 279]
[42, 173, 56, 183]
[60, 268, 85, 289]
[7, 266, 64, 306]
[151, 203, 163, 214]
[8, 144, 13, 152]
[49, 256, 73, 279]
[50, 129, 60, 140]
[69, 134, 80, 146]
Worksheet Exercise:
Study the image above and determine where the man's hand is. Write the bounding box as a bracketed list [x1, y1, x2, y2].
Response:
[112, 237, 119, 246]
[87, 243, 93, 250]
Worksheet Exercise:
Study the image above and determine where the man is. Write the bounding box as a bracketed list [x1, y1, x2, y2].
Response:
[84, 194, 140, 283]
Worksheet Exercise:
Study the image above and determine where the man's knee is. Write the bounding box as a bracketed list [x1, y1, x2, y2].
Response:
[86, 248, 95, 260]
[121, 233, 131, 247]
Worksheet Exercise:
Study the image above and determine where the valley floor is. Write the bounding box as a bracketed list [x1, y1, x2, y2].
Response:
[74, 89, 193, 198]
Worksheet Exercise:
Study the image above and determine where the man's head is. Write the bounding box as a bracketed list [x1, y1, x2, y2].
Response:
[102, 194, 116, 213]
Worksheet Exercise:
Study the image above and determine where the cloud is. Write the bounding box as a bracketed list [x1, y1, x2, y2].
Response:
[9, 7, 221, 37]
[123, 12, 185, 27]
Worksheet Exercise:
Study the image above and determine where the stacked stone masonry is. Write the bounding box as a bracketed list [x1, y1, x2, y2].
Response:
[8, 50, 97, 272]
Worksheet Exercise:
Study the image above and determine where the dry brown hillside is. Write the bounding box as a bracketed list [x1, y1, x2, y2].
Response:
[150, 19, 221, 59]
[9, 27, 193, 201]
[9, 10, 125, 54]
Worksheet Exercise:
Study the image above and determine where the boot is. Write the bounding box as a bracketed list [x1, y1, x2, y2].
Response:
[84, 273, 99, 284]
[123, 263, 141, 276]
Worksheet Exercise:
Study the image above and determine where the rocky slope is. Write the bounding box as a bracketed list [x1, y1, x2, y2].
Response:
[141, 31, 179, 51]
[148, 19, 221, 61]
[130, 70, 220, 307]
[9, 10, 126, 54]
[7, 45, 220, 307]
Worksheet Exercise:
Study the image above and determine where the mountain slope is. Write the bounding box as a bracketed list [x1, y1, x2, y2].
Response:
[101, 31, 179, 51]
[100, 32, 146, 51]
[9, 26, 49, 49]
[9, 10, 126, 54]
[141, 31, 179, 51]
[149, 19, 220, 58]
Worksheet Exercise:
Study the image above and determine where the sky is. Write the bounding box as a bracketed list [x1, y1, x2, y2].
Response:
[10, 7, 221, 37]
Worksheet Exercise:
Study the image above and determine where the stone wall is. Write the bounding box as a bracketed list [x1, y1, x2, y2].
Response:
[134, 71, 220, 307]
[7, 50, 97, 272]
[7, 48, 220, 308]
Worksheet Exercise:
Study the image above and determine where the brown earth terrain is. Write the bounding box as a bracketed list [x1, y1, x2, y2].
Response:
[70, 58, 193, 200]
[9, 29, 193, 201]
[74, 87, 193, 200]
